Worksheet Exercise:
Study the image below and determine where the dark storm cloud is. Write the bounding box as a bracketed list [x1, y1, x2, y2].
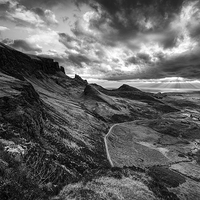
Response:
[80, 0, 200, 80]
[58, 32, 85, 56]
[158, 49, 200, 79]
[126, 53, 151, 65]
[184, 1, 200, 41]
[0, 1, 12, 20]
[74, 0, 190, 50]
[103, 67, 163, 81]
[58, 32, 103, 68]
[59, 32, 100, 56]
[82, 0, 184, 37]
[17, 0, 72, 9]
[32, 7, 44, 16]
[93, 0, 184, 14]
[161, 32, 178, 49]
[32, 7, 58, 25]
[67, 0, 189, 59]
[190, 26, 200, 39]
[17, 0, 185, 21]
[17, 0, 186, 49]
[107, 46, 200, 80]
[137, 53, 151, 63]
[58, 32, 79, 49]
[126, 56, 138, 64]
[0, 1, 10, 11]
[68, 54, 91, 68]
[0, 0, 58, 28]
[2, 38, 42, 53]
[12, 0, 200, 80]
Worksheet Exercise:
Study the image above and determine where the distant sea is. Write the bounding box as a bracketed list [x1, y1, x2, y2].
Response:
[141, 88, 200, 93]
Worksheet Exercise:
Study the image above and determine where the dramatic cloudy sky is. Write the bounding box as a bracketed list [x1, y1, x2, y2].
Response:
[1, 0, 200, 85]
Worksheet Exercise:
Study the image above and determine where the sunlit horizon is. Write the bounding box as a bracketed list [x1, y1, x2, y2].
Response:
[81, 76, 200, 93]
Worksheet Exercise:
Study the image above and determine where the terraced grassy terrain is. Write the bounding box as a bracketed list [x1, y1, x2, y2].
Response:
[105, 113, 200, 199]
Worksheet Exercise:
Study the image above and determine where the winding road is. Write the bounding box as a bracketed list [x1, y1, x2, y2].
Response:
[104, 125, 115, 167]
[104, 121, 135, 167]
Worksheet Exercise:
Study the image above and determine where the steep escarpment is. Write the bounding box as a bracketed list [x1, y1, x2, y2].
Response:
[0, 43, 65, 80]
[0, 44, 108, 199]
[0, 73, 80, 199]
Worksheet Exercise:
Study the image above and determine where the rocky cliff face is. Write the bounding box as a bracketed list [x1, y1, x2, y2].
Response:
[0, 44, 108, 199]
[0, 43, 200, 200]
[0, 43, 65, 80]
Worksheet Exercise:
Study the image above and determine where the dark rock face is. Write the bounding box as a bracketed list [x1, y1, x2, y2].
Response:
[0, 42, 65, 80]
[74, 74, 88, 85]
[0, 43, 200, 200]
[60, 66, 65, 74]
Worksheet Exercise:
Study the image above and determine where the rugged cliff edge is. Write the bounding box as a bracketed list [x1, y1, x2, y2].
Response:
[0, 43, 109, 199]
[0, 43, 200, 200]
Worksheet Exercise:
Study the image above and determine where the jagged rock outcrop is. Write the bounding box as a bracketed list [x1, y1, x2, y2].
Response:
[74, 74, 88, 85]
[0, 43, 65, 80]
